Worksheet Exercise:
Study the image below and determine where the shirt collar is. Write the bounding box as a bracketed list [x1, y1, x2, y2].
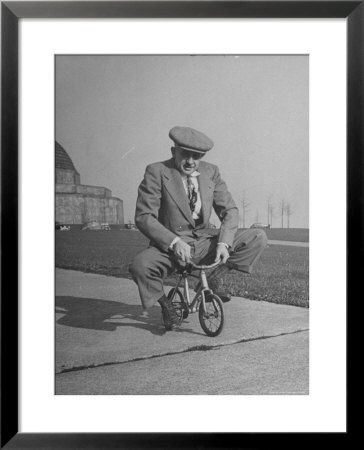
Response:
[181, 171, 200, 178]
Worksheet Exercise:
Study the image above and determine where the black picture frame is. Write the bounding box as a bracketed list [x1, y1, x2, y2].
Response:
[1, 1, 358, 448]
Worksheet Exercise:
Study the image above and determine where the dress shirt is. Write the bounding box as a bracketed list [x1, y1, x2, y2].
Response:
[169, 171, 228, 250]
[181, 171, 202, 220]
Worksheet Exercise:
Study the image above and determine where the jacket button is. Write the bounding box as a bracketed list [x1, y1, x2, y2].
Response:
[177, 226, 182, 230]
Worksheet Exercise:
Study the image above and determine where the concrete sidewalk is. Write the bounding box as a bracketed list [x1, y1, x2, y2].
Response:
[56, 269, 309, 394]
[268, 240, 309, 247]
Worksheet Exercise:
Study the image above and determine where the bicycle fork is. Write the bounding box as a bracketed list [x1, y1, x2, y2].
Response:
[184, 269, 210, 314]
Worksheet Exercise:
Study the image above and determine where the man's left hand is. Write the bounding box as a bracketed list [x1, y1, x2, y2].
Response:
[214, 243, 230, 264]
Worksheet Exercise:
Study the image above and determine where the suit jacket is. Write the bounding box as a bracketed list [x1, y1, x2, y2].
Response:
[135, 158, 239, 252]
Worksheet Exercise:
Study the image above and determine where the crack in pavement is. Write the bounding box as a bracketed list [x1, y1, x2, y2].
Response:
[56, 328, 309, 375]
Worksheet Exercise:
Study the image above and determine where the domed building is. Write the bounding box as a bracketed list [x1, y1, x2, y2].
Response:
[55, 142, 124, 225]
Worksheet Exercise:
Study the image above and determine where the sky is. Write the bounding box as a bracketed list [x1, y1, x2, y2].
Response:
[56, 55, 308, 228]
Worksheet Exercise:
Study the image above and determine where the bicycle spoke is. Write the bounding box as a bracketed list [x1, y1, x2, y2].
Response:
[199, 292, 224, 337]
[203, 302, 221, 331]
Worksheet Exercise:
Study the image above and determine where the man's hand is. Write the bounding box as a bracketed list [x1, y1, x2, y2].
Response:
[214, 243, 230, 264]
[172, 239, 192, 263]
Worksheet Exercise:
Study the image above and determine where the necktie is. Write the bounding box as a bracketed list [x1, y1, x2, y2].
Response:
[186, 176, 197, 214]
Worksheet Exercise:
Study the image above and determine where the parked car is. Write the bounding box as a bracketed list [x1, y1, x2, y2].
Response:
[250, 223, 271, 229]
[81, 220, 102, 231]
[55, 222, 70, 231]
[125, 221, 137, 230]
[101, 223, 111, 231]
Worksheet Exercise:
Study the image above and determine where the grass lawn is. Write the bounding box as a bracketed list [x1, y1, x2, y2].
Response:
[263, 228, 309, 243]
[229, 244, 309, 307]
[56, 230, 309, 308]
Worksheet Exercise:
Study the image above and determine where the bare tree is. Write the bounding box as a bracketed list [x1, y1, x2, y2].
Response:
[267, 196, 274, 227]
[268, 203, 275, 227]
[280, 200, 286, 228]
[240, 191, 251, 228]
[285, 202, 294, 228]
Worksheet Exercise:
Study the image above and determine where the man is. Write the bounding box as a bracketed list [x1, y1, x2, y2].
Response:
[129, 126, 267, 331]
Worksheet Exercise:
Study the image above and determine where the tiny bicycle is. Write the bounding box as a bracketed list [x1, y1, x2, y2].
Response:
[167, 260, 224, 337]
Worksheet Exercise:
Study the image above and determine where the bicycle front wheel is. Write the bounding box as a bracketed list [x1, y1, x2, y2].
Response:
[198, 293, 224, 337]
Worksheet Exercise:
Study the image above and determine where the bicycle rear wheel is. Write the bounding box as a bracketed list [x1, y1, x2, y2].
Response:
[167, 288, 189, 322]
[198, 293, 224, 337]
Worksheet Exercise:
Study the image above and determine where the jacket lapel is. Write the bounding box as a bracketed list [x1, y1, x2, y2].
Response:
[163, 163, 195, 226]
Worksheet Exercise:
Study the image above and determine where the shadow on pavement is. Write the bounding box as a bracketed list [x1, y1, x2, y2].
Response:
[56, 296, 203, 337]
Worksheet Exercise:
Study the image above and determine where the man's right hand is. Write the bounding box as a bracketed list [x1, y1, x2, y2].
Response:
[172, 239, 192, 263]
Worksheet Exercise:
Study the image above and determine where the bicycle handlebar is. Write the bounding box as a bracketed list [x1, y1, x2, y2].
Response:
[188, 260, 221, 270]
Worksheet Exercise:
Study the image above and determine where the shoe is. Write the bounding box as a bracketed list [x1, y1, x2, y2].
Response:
[204, 291, 231, 303]
[158, 295, 181, 331]
[217, 294, 232, 303]
[206, 272, 232, 303]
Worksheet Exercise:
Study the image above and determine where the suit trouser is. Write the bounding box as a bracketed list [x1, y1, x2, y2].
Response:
[129, 228, 267, 309]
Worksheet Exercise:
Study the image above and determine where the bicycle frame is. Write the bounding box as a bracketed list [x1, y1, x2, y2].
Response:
[172, 268, 211, 314]
[168, 260, 224, 336]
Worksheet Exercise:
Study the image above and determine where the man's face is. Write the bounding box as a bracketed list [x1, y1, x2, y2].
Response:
[172, 147, 204, 176]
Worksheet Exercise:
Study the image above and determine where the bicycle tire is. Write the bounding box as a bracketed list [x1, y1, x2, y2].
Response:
[167, 288, 189, 322]
[198, 293, 224, 337]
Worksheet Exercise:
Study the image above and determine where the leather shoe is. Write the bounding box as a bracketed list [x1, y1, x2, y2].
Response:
[158, 295, 181, 330]
[204, 292, 231, 303]
[215, 294, 232, 303]
[202, 269, 232, 303]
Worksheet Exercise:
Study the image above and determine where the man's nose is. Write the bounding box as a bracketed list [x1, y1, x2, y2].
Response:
[187, 156, 194, 164]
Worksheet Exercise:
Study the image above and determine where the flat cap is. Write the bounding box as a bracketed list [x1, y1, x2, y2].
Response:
[169, 126, 214, 154]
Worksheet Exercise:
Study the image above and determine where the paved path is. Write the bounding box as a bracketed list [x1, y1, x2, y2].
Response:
[57, 331, 308, 395]
[268, 240, 309, 247]
[56, 269, 309, 395]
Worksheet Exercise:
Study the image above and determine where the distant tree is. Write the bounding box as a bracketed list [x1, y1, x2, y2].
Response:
[267, 196, 274, 227]
[240, 191, 251, 228]
[280, 200, 286, 228]
[285, 202, 294, 228]
[268, 203, 275, 227]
